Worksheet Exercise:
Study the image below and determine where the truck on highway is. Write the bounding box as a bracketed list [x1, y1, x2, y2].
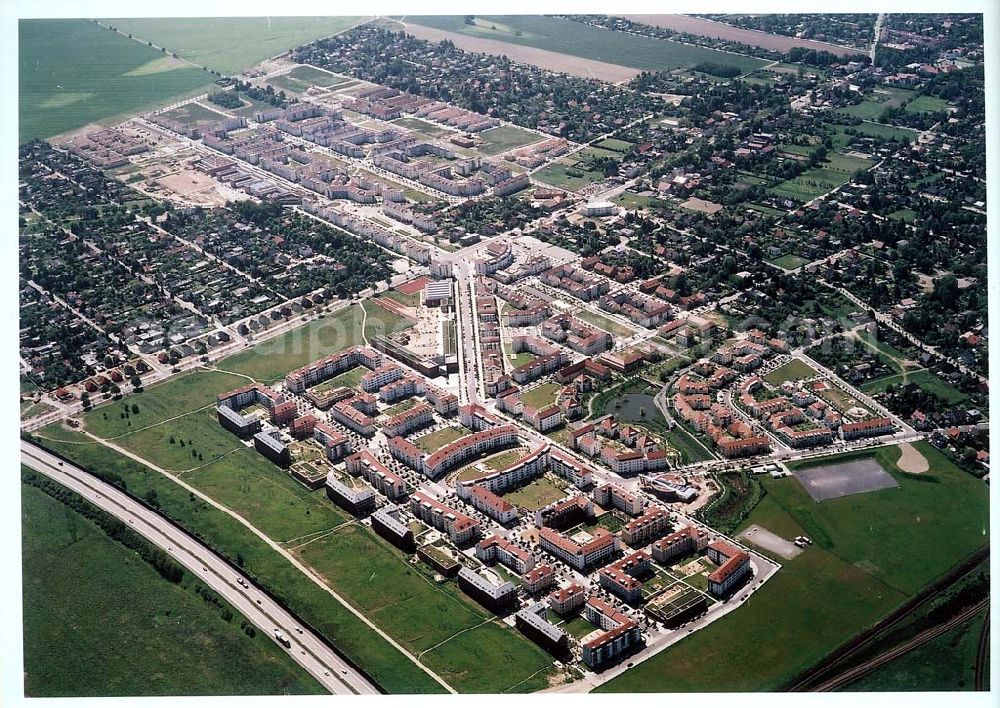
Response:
[273, 629, 291, 648]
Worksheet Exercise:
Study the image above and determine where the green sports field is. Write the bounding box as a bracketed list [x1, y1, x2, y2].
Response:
[407, 15, 768, 74]
[21, 473, 322, 697]
[598, 442, 988, 692]
[103, 17, 367, 75]
[19, 19, 214, 142]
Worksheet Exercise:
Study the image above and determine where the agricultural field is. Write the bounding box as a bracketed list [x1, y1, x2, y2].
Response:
[27, 430, 444, 694]
[599, 443, 988, 692]
[102, 17, 367, 75]
[475, 125, 543, 155]
[841, 122, 918, 143]
[19, 20, 215, 142]
[406, 15, 768, 75]
[21, 476, 322, 697]
[296, 524, 555, 692]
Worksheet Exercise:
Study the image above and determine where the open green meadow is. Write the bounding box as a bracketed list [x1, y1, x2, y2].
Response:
[598, 442, 988, 692]
[19, 19, 214, 142]
[768, 152, 873, 203]
[841, 606, 987, 691]
[21, 476, 322, 697]
[28, 429, 444, 693]
[533, 159, 604, 192]
[391, 117, 453, 139]
[769, 253, 809, 270]
[363, 300, 416, 340]
[842, 122, 918, 143]
[475, 125, 542, 155]
[905, 94, 951, 114]
[83, 369, 248, 439]
[861, 369, 969, 404]
[297, 524, 555, 692]
[102, 17, 366, 75]
[160, 101, 230, 127]
[408, 15, 767, 74]
[763, 358, 818, 385]
[218, 305, 365, 383]
[266, 64, 352, 93]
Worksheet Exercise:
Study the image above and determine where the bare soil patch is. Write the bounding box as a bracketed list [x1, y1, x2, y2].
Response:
[896, 442, 929, 474]
[622, 15, 864, 57]
[401, 23, 641, 82]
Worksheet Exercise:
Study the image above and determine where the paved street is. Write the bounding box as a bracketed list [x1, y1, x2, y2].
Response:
[21, 440, 380, 696]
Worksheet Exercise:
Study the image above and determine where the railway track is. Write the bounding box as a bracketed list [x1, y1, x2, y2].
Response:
[784, 546, 989, 691]
[813, 598, 989, 691]
[975, 608, 990, 691]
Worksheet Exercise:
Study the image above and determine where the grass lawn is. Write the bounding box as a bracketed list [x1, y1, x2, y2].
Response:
[21, 401, 56, 420]
[28, 430, 445, 694]
[595, 138, 634, 152]
[266, 64, 351, 93]
[110, 406, 244, 472]
[314, 365, 366, 392]
[559, 615, 598, 640]
[363, 300, 416, 340]
[612, 191, 668, 210]
[218, 305, 364, 383]
[841, 606, 986, 691]
[383, 398, 419, 417]
[475, 125, 542, 156]
[782, 443, 989, 596]
[664, 426, 716, 464]
[861, 369, 969, 404]
[83, 369, 248, 438]
[600, 441, 987, 692]
[482, 447, 530, 471]
[836, 100, 888, 120]
[381, 289, 422, 307]
[855, 329, 914, 373]
[415, 426, 467, 453]
[20, 19, 214, 142]
[888, 208, 918, 223]
[297, 524, 554, 692]
[768, 153, 872, 203]
[815, 383, 871, 415]
[533, 160, 604, 192]
[904, 94, 950, 114]
[184, 448, 348, 543]
[574, 308, 638, 338]
[391, 117, 453, 138]
[102, 17, 366, 75]
[845, 122, 918, 143]
[769, 253, 809, 270]
[408, 15, 767, 74]
[21, 475, 323, 697]
[763, 358, 818, 385]
[521, 382, 561, 409]
[502, 475, 567, 511]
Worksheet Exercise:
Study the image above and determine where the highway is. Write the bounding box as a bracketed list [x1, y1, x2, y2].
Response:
[20, 440, 380, 696]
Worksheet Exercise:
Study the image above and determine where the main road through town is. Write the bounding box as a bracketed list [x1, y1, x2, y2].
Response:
[20, 440, 380, 696]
